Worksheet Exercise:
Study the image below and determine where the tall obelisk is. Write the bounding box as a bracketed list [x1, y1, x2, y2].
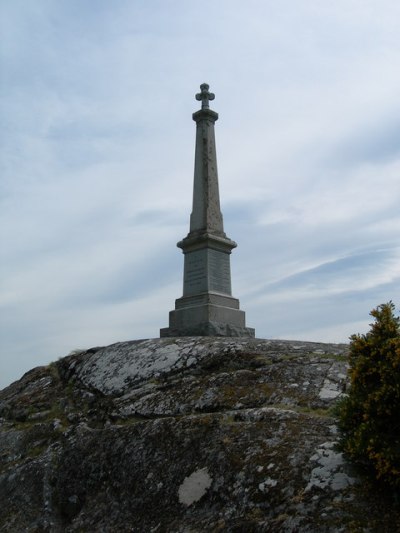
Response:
[160, 84, 255, 338]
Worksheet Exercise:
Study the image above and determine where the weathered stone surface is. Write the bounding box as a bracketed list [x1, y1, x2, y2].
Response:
[161, 318, 255, 339]
[161, 84, 254, 338]
[0, 337, 398, 531]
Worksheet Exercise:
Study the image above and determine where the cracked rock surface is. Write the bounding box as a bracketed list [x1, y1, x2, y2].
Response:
[0, 337, 398, 531]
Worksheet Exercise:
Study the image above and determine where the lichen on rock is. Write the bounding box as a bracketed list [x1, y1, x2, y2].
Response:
[178, 467, 213, 506]
[0, 337, 398, 531]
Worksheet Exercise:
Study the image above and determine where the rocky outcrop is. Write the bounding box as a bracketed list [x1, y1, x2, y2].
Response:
[0, 337, 398, 531]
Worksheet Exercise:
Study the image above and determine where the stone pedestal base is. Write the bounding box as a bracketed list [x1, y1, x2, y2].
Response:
[160, 322, 255, 338]
[160, 292, 255, 338]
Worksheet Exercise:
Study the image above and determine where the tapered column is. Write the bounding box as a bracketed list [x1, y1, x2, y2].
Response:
[189, 107, 224, 236]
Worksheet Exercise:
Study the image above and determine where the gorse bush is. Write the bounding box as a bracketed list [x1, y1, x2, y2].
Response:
[336, 302, 400, 487]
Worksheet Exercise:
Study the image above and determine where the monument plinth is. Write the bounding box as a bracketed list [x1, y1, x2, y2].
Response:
[160, 84, 255, 338]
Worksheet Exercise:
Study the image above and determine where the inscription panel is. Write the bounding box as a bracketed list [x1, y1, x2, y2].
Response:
[183, 248, 232, 296]
[208, 249, 231, 295]
[183, 249, 207, 295]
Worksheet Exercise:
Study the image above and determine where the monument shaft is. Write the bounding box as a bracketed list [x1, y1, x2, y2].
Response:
[160, 84, 254, 338]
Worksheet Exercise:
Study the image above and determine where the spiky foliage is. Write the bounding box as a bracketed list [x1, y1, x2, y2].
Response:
[336, 302, 400, 487]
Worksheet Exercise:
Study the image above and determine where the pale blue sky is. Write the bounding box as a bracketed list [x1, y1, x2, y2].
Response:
[1, 0, 400, 388]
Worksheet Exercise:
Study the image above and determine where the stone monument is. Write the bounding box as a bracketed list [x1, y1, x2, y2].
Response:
[160, 84, 255, 338]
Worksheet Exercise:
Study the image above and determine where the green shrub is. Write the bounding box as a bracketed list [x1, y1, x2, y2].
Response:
[336, 302, 400, 487]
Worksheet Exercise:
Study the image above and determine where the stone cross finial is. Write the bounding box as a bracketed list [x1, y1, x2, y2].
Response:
[195, 83, 215, 109]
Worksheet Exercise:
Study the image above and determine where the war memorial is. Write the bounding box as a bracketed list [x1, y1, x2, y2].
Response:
[161, 84, 255, 338]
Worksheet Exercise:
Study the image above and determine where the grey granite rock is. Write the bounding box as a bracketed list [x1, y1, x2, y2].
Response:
[0, 337, 398, 531]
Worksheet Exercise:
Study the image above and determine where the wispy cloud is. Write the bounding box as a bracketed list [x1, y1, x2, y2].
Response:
[1, 0, 400, 387]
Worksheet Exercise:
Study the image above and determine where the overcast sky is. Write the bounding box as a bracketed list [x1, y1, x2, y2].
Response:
[1, 0, 400, 389]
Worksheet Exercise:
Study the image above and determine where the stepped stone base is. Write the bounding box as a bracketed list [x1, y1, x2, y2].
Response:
[160, 292, 255, 338]
[160, 322, 255, 338]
